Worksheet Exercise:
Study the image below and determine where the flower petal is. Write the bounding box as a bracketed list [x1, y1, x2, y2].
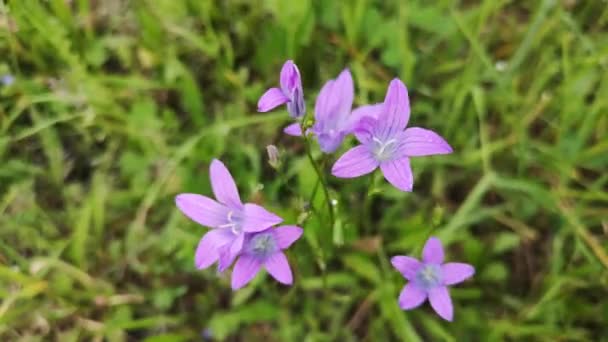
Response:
[331, 145, 379, 178]
[280, 60, 301, 95]
[441, 263, 475, 285]
[194, 228, 235, 269]
[314, 79, 336, 122]
[287, 86, 306, 118]
[380, 157, 413, 192]
[283, 123, 303, 136]
[242, 203, 283, 232]
[422, 237, 444, 264]
[352, 116, 378, 144]
[391, 256, 421, 280]
[217, 233, 244, 273]
[347, 103, 383, 133]
[313, 70, 353, 142]
[264, 252, 293, 285]
[334, 69, 354, 119]
[428, 286, 453, 321]
[231, 255, 262, 290]
[398, 283, 427, 310]
[377, 78, 410, 140]
[399, 127, 453, 157]
[316, 131, 347, 153]
[209, 159, 242, 209]
[257, 87, 289, 112]
[273, 225, 303, 249]
[175, 194, 230, 228]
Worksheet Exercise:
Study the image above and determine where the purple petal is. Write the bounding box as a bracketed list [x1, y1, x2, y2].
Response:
[441, 263, 475, 285]
[280, 60, 301, 96]
[331, 145, 379, 178]
[380, 157, 413, 192]
[209, 159, 242, 209]
[391, 256, 421, 280]
[347, 103, 383, 133]
[428, 286, 453, 321]
[175, 194, 230, 228]
[314, 79, 336, 122]
[242, 203, 283, 232]
[377, 79, 410, 140]
[273, 225, 303, 249]
[352, 116, 378, 144]
[231, 255, 262, 290]
[194, 228, 235, 269]
[283, 123, 303, 136]
[217, 233, 244, 272]
[398, 283, 427, 310]
[287, 86, 306, 118]
[257, 87, 289, 112]
[316, 131, 347, 153]
[333, 69, 354, 119]
[264, 252, 293, 285]
[422, 237, 444, 264]
[314, 69, 354, 124]
[399, 127, 453, 157]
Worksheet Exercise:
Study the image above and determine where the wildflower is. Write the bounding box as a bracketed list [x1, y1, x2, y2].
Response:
[331, 78, 452, 191]
[284, 69, 381, 153]
[391, 237, 475, 321]
[231, 225, 303, 290]
[257, 60, 305, 118]
[175, 159, 283, 272]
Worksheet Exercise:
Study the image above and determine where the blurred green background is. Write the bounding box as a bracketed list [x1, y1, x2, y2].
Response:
[1, 0, 607, 341]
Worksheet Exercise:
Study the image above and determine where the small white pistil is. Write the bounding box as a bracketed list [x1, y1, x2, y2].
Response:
[372, 137, 397, 161]
[219, 210, 242, 235]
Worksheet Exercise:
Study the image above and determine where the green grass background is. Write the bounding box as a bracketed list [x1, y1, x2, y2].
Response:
[1, 0, 607, 341]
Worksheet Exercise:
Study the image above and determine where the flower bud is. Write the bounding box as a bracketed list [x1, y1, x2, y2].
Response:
[266, 145, 280, 169]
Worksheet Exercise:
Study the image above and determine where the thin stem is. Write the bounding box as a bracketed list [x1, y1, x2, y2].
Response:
[361, 170, 378, 234]
[302, 134, 335, 229]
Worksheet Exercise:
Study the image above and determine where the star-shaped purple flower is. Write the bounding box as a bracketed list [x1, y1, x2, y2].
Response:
[284, 69, 381, 153]
[391, 237, 475, 321]
[231, 225, 303, 290]
[175, 159, 283, 272]
[331, 78, 452, 191]
[257, 60, 305, 119]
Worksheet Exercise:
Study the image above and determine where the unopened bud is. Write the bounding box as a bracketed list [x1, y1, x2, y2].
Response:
[266, 145, 281, 169]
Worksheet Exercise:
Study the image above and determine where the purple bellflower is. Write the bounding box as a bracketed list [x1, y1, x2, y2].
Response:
[231, 225, 303, 290]
[284, 69, 381, 153]
[257, 60, 305, 119]
[391, 237, 475, 321]
[331, 78, 452, 191]
[175, 159, 283, 272]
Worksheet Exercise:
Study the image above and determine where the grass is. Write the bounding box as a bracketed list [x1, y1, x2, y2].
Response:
[1, 0, 607, 340]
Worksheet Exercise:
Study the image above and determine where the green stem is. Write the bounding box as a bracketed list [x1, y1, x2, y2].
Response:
[302, 134, 335, 229]
[361, 171, 377, 234]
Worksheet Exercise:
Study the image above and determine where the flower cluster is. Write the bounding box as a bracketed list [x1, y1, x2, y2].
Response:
[176, 159, 302, 290]
[176, 60, 474, 321]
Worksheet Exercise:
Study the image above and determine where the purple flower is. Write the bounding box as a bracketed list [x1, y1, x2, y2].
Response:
[391, 237, 475, 321]
[331, 78, 452, 191]
[284, 69, 381, 153]
[175, 159, 283, 272]
[1, 74, 15, 86]
[257, 60, 305, 118]
[231, 225, 303, 290]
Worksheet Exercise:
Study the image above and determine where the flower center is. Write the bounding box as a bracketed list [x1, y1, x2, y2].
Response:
[372, 137, 398, 161]
[247, 233, 277, 259]
[415, 264, 442, 289]
[219, 211, 242, 235]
